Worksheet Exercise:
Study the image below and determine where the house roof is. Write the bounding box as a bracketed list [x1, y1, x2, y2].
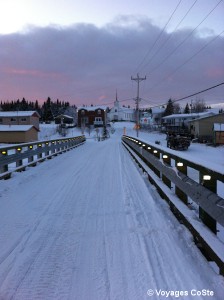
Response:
[55, 114, 73, 119]
[0, 111, 40, 118]
[109, 106, 134, 113]
[214, 123, 224, 132]
[151, 108, 165, 114]
[0, 125, 38, 132]
[163, 112, 214, 120]
[78, 106, 108, 111]
[188, 112, 224, 123]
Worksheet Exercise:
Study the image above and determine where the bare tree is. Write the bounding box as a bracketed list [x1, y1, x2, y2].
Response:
[191, 98, 206, 113]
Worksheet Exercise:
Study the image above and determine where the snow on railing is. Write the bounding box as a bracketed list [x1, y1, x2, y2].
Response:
[0, 135, 86, 180]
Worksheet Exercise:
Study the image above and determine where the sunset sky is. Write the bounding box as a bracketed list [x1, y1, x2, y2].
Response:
[0, 0, 223, 108]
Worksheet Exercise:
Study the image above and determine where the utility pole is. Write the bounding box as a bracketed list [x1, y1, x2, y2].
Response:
[131, 73, 146, 137]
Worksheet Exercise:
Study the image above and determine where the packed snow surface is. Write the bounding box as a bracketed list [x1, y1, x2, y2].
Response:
[0, 123, 223, 299]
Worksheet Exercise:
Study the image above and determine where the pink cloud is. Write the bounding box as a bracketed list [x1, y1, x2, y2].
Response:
[205, 68, 224, 78]
[4, 67, 62, 79]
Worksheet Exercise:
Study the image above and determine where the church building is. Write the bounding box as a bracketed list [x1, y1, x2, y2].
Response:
[108, 92, 135, 122]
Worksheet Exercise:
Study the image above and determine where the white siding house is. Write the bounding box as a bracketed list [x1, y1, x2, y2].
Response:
[108, 95, 135, 122]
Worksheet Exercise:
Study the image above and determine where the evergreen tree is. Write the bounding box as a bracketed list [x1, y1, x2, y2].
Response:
[163, 99, 174, 116]
[184, 103, 190, 114]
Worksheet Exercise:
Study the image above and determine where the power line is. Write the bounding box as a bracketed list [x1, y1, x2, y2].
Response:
[138, 0, 198, 73]
[135, 0, 183, 72]
[148, 29, 224, 92]
[143, 82, 224, 108]
[144, 0, 223, 77]
[173, 82, 224, 103]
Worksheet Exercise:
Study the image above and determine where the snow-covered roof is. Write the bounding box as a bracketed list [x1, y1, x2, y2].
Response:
[55, 114, 73, 119]
[0, 111, 40, 117]
[78, 106, 108, 111]
[0, 125, 36, 132]
[214, 123, 224, 131]
[163, 112, 214, 120]
[151, 108, 165, 114]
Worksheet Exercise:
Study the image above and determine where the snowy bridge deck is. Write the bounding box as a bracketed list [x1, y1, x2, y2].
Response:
[0, 132, 223, 299]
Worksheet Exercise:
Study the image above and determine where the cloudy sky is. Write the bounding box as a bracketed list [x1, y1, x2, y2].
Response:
[0, 0, 224, 108]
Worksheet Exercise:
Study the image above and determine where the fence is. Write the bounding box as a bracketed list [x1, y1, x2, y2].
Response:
[0, 135, 85, 179]
[122, 135, 224, 275]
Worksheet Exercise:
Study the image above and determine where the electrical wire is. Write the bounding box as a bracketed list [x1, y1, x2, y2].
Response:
[148, 29, 224, 92]
[135, 0, 183, 72]
[144, 0, 223, 77]
[143, 82, 224, 108]
[138, 0, 198, 73]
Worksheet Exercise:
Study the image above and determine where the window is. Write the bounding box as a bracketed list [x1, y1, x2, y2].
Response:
[11, 118, 16, 122]
[95, 117, 102, 122]
[21, 118, 27, 122]
[0, 118, 2, 124]
[81, 110, 85, 115]
[97, 109, 101, 115]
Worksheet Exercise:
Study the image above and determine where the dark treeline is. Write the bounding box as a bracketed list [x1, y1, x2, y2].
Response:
[0, 97, 77, 122]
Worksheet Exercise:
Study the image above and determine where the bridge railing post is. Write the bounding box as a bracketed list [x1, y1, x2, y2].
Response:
[199, 172, 217, 234]
[16, 147, 23, 168]
[162, 154, 172, 189]
[175, 161, 188, 205]
[0, 149, 8, 173]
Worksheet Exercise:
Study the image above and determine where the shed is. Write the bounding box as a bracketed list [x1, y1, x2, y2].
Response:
[188, 112, 224, 142]
[213, 123, 224, 145]
[54, 114, 74, 124]
[0, 125, 38, 143]
[0, 111, 40, 130]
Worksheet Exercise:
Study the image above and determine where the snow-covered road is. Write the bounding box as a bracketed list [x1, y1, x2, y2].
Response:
[0, 130, 223, 299]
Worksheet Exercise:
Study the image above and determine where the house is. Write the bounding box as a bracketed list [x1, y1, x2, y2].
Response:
[77, 106, 108, 127]
[213, 123, 224, 145]
[140, 107, 165, 129]
[0, 125, 38, 143]
[162, 112, 215, 133]
[0, 111, 40, 130]
[107, 93, 135, 122]
[140, 108, 166, 128]
[54, 114, 74, 125]
[151, 108, 166, 126]
[188, 112, 224, 142]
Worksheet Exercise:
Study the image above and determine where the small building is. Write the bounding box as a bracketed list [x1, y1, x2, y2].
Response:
[0, 111, 40, 130]
[140, 108, 165, 128]
[54, 114, 74, 125]
[189, 112, 224, 142]
[162, 112, 215, 133]
[108, 94, 135, 122]
[151, 108, 166, 126]
[213, 123, 224, 145]
[0, 125, 39, 143]
[77, 106, 108, 127]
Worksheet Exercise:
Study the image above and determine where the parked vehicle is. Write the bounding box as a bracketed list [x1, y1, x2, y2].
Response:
[166, 133, 191, 150]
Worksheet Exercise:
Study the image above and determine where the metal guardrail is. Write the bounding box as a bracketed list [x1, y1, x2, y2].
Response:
[122, 135, 224, 275]
[0, 135, 86, 179]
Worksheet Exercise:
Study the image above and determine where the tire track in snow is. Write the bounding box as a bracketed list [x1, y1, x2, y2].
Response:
[0, 143, 99, 299]
[0, 137, 223, 299]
